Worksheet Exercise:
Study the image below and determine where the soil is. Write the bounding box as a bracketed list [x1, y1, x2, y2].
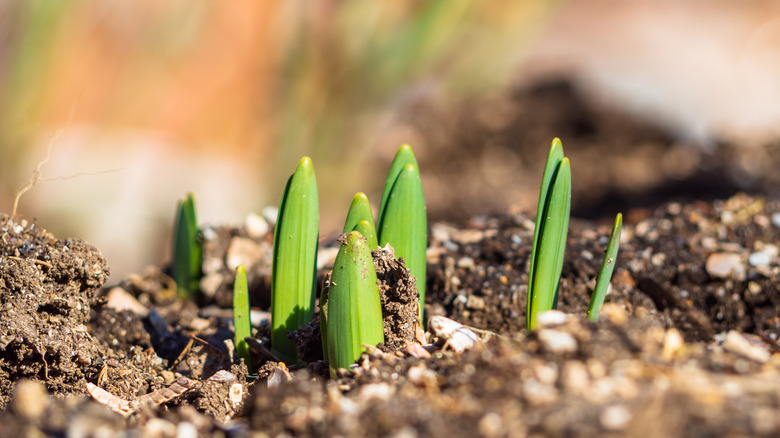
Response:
[0, 82, 779, 437]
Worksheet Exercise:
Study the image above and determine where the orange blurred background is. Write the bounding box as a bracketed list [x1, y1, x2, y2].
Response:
[2, 0, 779, 278]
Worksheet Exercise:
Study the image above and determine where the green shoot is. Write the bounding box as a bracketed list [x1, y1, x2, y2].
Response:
[325, 231, 384, 377]
[588, 213, 623, 322]
[377, 145, 427, 323]
[233, 265, 253, 368]
[343, 192, 378, 249]
[172, 193, 202, 301]
[272, 157, 319, 364]
[527, 138, 571, 331]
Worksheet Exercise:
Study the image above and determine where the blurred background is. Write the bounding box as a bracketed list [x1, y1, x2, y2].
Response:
[1, 0, 779, 278]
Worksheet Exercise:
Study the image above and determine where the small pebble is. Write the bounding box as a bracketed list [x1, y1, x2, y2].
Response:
[535, 310, 569, 327]
[262, 206, 279, 226]
[105, 287, 149, 317]
[466, 295, 485, 310]
[748, 251, 772, 267]
[600, 405, 632, 431]
[226, 237, 264, 271]
[199, 273, 223, 298]
[705, 253, 745, 280]
[358, 383, 393, 403]
[772, 212, 780, 228]
[244, 212, 269, 237]
[457, 257, 475, 270]
[560, 361, 589, 393]
[537, 329, 578, 354]
[661, 328, 684, 361]
[12, 379, 49, 421]
[722, 330, 771, 364]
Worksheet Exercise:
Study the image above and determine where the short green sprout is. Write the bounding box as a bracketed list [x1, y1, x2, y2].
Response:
[172, 193, 202, 301]
[377, 145, 427, 323]
[233, 265, 253, 368]
[324, 231, 384, 377]
[343, 192, 378, 249]
[271, 157, 319, 364]
[527, 138, 571, 331]
[587, 213, 623, 322]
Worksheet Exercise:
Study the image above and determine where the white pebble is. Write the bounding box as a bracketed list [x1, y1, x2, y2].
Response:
[705, 253, 745, 280]
[537, 329, 577, 354]
[722, 330, 771, 364]
[600, 405, 632, 431]
[748, 251, 772, 267]
[244, 212, 269, 237]
[772, 213, 780, 228]
[262, 206, 279, 226]
[536, 310, 569, 327]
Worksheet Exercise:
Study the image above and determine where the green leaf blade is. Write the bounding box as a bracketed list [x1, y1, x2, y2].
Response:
[326, 231, 384, 377]
[527, 140, 570, 331]
[588, 213, 623, 322]
[271, 157, 320, 364]
[377, 162, 427, 323]
[172, 193, 202, 301]
[377, 145, 419, 232]
[233, 265, 253, 368]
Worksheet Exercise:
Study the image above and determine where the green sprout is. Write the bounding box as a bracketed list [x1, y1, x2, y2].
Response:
[587, 213, 623, 322]
[324, 231, 384, 377]
[172, 193, 202, 301]
[233, 265, 253, 368]
[343, 192, 378, 249]
[271, 157, 319, 364]
[377, 145, 427, 322]
[527, 138, 571, 331]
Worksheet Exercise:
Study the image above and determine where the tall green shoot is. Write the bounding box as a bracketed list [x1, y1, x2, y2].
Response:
[271, 157, 319, 364]
[324, 231, 384, 377]
[233, 265, 253, 368]
[588, 213, 623, 322]
[377, 145, 427, 322]
[527, 138, 571, 331]
[172, 193, 202, 301]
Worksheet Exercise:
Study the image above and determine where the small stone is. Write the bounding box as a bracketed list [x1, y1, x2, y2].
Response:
[478, 412, 504, 437]
[262, 206, 279, 226]
[176, 423, 198, 438]
[772, 212, 780, 228]
[749, 251, 772, 267]
[600, 405, 632, 431]
[357, 383, 393, 403]
[456, 256, 475, 270]
[226, 237, 264, 271]
[535, 310, 569, 327]
[600, 303, 627, 325]
[722, 330, 771, 363]
[661, 328, 684, 361]
[144, 418, 177, 437]
[538, 329, 577, 354]
[244, 212, 269, 238]
[229, 383, 243, 408]
[705, 253, 745, 280]
[560, 361, 589, 392]
[748, 282, 762, 295]
[407, 365, 438, 388]
[105, 287, 149, 317]
[522, 379, 557, 406]
[12, 379, 49, 421]
[200, 273, 223, 298]
[466, 295, 486, 310]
